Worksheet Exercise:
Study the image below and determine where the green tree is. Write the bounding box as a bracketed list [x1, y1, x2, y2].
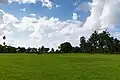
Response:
[98, 31, 111, 53]
[17, 47, 26, 53]
[72, 47, 80, 53]
[88, 31, 99, 53]
[44, 48, 50, 53]
[41, 46, 44, 53]
[26, 47, 31, 53]
[80, 36, 86, 53]
[112, 38, 120, 54]
[38, 47, 41, 53]
[50, 48, 55, 53]
[59, 42, 72, 53]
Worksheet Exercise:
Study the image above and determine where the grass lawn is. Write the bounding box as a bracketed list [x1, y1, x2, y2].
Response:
[0, 53, 119, 80]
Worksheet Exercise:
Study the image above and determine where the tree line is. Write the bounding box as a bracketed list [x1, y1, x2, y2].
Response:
[1, 30, 120, 54]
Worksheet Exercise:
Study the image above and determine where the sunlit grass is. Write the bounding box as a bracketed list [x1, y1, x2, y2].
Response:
[0, 53, 119, 80]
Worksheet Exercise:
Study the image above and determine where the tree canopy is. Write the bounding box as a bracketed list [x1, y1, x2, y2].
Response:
[1, 31, 120, 54]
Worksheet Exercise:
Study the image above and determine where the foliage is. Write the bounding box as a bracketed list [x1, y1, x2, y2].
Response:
[1, 31, 120, 54]
[59, 42, 72, 53]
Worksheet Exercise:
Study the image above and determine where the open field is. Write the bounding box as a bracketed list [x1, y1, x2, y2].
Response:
[0, 53, 119, 80]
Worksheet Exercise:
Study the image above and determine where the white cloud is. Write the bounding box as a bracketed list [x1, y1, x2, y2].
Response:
[29, 14, 36, 17]
[0, 0, 59, 9]
[21, 16, 38, 23]
[40, 0, 53, 9]
[0, 9, 92, 48]
[3, 13, 19, 24]
[56, 5, 60, 8]
[72, 13, 79, 20]
[83, 0, 120, 31]
[1, 0, 120, 49]
[40, 0, 60, 9]
[20, 8, 26, 12]
[8, 0, 36, 4]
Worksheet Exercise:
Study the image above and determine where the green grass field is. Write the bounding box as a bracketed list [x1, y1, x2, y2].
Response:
[0, 53, 120, 80]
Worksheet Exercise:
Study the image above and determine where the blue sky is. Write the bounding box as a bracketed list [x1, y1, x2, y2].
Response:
[0, 0, 90, 20]
[0, 0, 119, 48]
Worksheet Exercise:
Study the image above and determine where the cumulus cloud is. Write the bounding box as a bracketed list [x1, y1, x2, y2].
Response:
[1, 0, 120, 48]
[72, 13, 79, 20]
[3, 13, 19, 24]
[0, 0, 59, 9]
[40, 0, 60, 9]
[83, 0, 120, 31]
[0, 9, 93, 48]
[40, 0, 53, 9]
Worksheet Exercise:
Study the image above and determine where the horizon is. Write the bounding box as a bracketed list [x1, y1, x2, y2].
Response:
[0, 0, 119, 48]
